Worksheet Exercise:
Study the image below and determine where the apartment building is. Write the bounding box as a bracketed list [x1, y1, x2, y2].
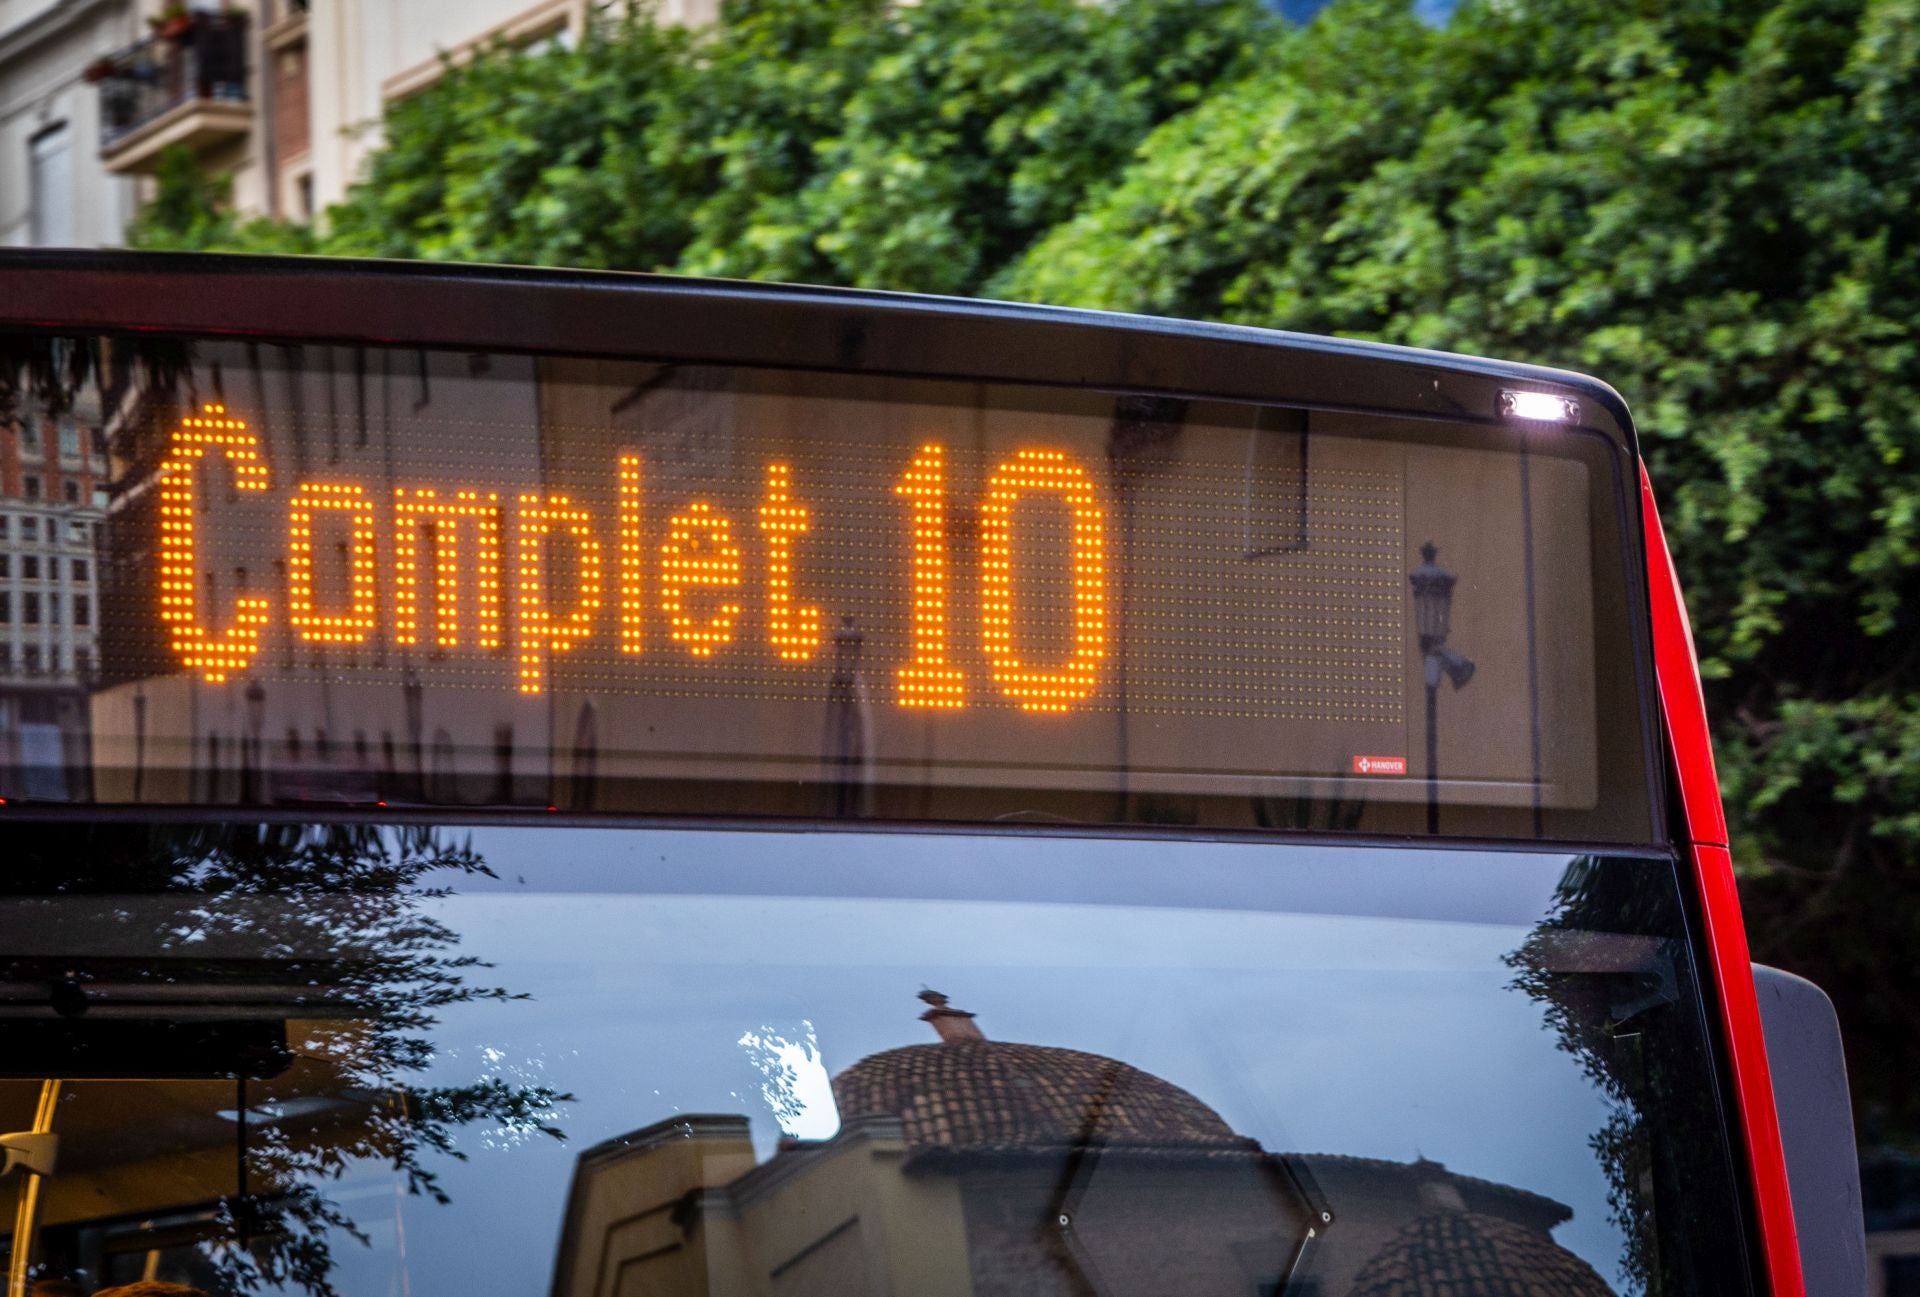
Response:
[3, 0, 719, 248]
[87, 0, 718, 224]
[0, 0, 144, 246]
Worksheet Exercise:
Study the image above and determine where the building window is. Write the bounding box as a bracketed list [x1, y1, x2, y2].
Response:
[22, 556, 39, 580]
[0, 555, 9, 579]
[23, 475, 40, 501]
[22, 592, 40, 624]
[273, 41, 313, 177]
[21, 517, 37, 542]
[23, 644, 40, 675]
[48, 593, 60, 626]
[75, 648, 92, 678]
[72, 558, 89, 582]
[68, 520, 88, 546]
[0, 592, 10, 623]
[0, 644, 10, 673]
[74, 594, 91, 627]
[58, 417, 80, 459]
[62, 479, 79, 503]
[0, 515, 9, 539]
[18, 418, 40, 454]
[28, 123, 75, 247]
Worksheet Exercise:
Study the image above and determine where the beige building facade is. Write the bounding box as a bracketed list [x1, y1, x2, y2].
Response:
[0, 0, 143, 247]
[3, 0, 718, 248]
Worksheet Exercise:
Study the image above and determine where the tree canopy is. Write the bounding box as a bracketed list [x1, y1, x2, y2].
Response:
[133, 0, 1920, 1146]
[184, 0, 1270, 293]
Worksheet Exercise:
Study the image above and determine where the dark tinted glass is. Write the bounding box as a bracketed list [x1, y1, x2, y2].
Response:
[0, 826, 1745, 1297]
[0, 333, 1650, 841]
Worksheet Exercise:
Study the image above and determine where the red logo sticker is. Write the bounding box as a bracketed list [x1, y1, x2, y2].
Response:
[1352, 755, 1407, 776]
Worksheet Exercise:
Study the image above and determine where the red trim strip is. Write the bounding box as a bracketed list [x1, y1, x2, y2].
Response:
[1641, 468, 1727, 848]
[1642, 468, 1803, 1297]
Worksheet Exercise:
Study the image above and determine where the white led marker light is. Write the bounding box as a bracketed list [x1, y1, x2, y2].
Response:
[1499, 390, 1580, 424]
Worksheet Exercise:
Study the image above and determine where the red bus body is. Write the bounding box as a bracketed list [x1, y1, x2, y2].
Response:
[1642, 468, 1804, 1297]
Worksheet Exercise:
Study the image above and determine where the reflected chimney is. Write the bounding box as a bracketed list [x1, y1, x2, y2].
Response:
[1413, 1159, 1469, 1213]
[917, 988, 986, 1043]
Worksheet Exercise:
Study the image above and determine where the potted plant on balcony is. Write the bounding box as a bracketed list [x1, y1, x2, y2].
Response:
[150, 3, 195, 41]
[82, 57, 117, 84]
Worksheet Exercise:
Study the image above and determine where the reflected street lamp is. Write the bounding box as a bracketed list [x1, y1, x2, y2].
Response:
[1409, 542, 1475, 833]
[243, 679, 266, 804]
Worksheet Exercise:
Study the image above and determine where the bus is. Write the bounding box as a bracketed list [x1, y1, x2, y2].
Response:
[0, 251, 1862, 1297]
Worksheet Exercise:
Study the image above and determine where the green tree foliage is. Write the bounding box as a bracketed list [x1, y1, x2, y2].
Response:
[686, 0, 1272, 291]
[298, 0, 1266, 292]
[128, 145, 315, 255]
[323, 5, 696, 267]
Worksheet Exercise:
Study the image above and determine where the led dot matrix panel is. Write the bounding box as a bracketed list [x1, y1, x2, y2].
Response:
[10, 340, 1632, 836]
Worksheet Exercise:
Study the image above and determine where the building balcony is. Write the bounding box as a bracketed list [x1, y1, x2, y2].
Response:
[89, 12, 251, 175]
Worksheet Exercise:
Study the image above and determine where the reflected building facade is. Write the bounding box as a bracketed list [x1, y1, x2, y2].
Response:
[0, 397, 106, 800]
[552, 994, 1616, 1297]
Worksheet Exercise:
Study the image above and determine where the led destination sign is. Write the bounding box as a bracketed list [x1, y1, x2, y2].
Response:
[161, 405, 1116, 709]
[5, 341, 1623, 827]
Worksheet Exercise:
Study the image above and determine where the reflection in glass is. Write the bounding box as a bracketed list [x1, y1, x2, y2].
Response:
[0, 831, 1748, 1297]
[0, 824, 568, 1296]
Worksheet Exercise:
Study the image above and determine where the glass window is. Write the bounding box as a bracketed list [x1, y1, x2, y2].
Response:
[74, 593, 90, 626]
[58, 415, 80, 459]
[22, 591, 40, 624]
[68, 520, 88, 546]
[48, 591, 60, 625]
[22, 475, 40, 501]
[27, 122, 75, 247]
[0, 554, 9, 579]
[0, 591, 10, 623]
[22, 555, 39, 580]
[0, 514, 10, 539]
[0, 831, 1751, 1297]
[22, 641, 39, 672]
[61, 478, 79, 503]
[18, 415, 40, 454]
[21, 516, 38, 542]
[72, 557, 89, 582]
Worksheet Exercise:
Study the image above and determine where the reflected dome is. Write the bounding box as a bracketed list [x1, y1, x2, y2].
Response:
[1350, 1205, 1616, 1297]
[834, 1036, 1257, 1159]
[833, 992, 1258, 1159]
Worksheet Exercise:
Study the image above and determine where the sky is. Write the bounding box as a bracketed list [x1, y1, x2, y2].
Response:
[1276, 0, 1459, 25]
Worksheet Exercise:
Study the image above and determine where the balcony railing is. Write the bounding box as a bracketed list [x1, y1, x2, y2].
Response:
[89, 12, 250, 161]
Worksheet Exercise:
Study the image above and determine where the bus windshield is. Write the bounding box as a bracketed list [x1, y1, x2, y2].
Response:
[0, 824, 1749, 1297]
[0, 333, 1651, 843]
